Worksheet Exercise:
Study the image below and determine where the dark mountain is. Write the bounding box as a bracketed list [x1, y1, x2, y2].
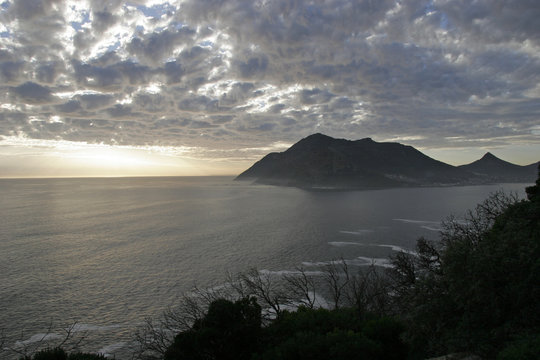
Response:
[458, 152, 538, 183]
[236, 133, 478, 189]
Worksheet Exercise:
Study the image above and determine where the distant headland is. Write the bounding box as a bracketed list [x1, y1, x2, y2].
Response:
[236, 133, 539, 189]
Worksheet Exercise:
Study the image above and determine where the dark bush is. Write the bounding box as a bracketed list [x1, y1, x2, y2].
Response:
[21, 348, 106, 360]
[497, 333, 540, 360]
[389, 167, 540, 358]
[164, 297, 261, 360]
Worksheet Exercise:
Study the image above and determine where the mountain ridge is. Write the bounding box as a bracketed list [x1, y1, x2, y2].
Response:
[458, 150, 538, 183]
[236, 133, 538, 189]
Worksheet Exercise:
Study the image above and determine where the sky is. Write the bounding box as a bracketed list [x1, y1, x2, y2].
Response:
[1, 0, 539, 177]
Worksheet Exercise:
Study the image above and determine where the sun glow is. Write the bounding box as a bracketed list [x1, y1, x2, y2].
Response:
[0, 135, 240, 178]
[62, 146, 154, 169]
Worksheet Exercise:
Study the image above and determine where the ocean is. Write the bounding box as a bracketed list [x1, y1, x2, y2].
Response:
[0, 177, 529, 358]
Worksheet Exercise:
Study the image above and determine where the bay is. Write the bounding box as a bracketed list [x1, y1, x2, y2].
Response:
[0, 177, 528, 358]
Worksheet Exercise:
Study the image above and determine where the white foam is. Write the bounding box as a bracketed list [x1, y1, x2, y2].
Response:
[97, 342, 126, 358]
[328, 242, 416, 255]
[421, 225, 442, 231]
[355, 256, 394, 268]
[328, 241, 363, 247]
[393, 218, 440, 225]
[15, 333, 64, 346]
[339, 229, 374, 236]
[302, 257, 394, 268]
[70, 323, 121, 332]
[258, 269, 325, 276]
[301, 260, 340, 267]
[373, 244, 417, 255]
[311, 292, 332, 309]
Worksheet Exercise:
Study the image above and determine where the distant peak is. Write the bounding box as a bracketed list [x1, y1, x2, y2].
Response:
[305, 133, 332, 140]
[304, 133, 375, 142]
[296, 133, 336, 145]
[481, 152, 499, 160]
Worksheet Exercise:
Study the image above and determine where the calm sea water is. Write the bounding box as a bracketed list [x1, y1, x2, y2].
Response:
[0, 177, 529, 358]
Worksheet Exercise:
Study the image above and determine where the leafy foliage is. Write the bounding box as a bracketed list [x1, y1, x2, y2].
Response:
[496, 334, 540, 360]
[164, 297, 261, 360]
[136, 261, 393, 359]
[256, 308, 407, 360]
[163, 299, 407, 360]
[389, 166, 540, 358]
[20, 347, 107, 360]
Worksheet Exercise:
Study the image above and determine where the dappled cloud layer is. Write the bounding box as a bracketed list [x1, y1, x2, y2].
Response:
[1, 0, 540, 174]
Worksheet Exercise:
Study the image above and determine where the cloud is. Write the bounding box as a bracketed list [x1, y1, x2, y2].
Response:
[435, 0, 540, 45]
[127, 27, 197, 64]
[10, 82, 54, 103]
[234, 56, 269, 79]
[55, 100, 82, 113]
[77, 93, 115, 110]
[0, 0, 538, 172]
[163, 60, 184, 84]
[10, 0, 47, 20]
[92, 10, 118, 34]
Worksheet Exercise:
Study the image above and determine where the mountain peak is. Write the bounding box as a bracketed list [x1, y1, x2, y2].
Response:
[458, 151, 537, 182]
[475, 152, 514, 166]
[236, 133, 473, 188]
[236, 134, 538, 188]
[302, 133, 373, 143]
[300, 133, 335, 143]
[481, 152, 498, 160]
[307, 132, 331, 139]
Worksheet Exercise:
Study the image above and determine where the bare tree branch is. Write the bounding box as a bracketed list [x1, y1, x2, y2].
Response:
[322, 259, 351, 309]
[283, 267, 317, 309]
[237, 268, 289, 320]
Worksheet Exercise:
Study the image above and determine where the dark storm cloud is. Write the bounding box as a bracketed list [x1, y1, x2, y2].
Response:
[133, 93, 175, 113]
[3, 0, 67, 49]
[178, 95, 220, 113]
[163, 60, 184, 84]
[218, 82, 255, 107]
[92, 10, 118, 33]
[9, 0, 58, 20]
[10, 82, 54, 103]
[127, 27, 197, 64]
[436, 0, 540, 45]
[55, 100, 82, 114]
[106, 104, 134, 118]
[0, 60, 25, 84]
[77, 93, 115, 110]
[210, 115, 234, 124]
[72, 60, 123, 89]
[268, 104, 286, 114]
[35, 61, 63, 84]
[299, 88, 335, 105]
[235, 56, 269, 79]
